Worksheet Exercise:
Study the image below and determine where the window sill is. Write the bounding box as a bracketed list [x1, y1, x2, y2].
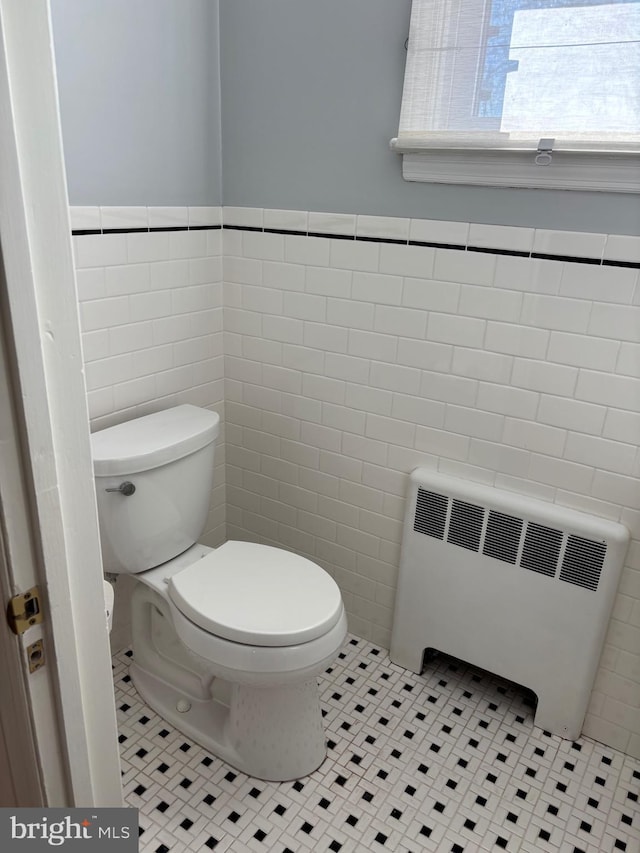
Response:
[391, 145, 640, 193]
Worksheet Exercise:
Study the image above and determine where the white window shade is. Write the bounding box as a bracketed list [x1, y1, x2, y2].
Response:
[392, 0, 640, 190]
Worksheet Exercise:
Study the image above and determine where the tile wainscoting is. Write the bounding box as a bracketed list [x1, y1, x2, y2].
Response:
[72, 206, 640, 759]
[72, 204, 226, 552]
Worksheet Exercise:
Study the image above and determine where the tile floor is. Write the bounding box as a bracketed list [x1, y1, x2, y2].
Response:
[115, 636, 640, 853]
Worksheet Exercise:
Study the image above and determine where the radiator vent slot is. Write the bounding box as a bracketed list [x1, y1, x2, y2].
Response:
[447, 500, 484, 551]
[414, 489, 447, 540]
[560, 535, 607, 591]
[412, 486, 609, 592]
[483, 511, 522, 565]
[521, 523, 563, 578]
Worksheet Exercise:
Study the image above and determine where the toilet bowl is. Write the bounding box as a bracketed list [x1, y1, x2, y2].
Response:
[91, 405, 347, 780]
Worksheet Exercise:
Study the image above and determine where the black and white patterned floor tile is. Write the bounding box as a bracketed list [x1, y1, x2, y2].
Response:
[113, 637, 640, 853]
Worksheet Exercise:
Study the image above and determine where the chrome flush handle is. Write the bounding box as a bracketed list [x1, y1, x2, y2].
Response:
[105, 481, 136, 496]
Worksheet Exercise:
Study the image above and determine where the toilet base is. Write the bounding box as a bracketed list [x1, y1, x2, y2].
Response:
[130, 661, 327, 781]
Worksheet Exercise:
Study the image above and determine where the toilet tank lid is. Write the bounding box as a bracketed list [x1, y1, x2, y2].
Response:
[91, 405, 220, 476]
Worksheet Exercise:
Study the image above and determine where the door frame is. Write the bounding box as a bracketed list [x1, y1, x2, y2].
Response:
[0, 0, 122, 806]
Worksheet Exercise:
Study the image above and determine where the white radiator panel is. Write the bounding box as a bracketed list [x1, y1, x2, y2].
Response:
[390, 469, 629, 740]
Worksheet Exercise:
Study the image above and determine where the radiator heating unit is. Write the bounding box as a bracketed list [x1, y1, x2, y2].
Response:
[390, 468, 629, 740]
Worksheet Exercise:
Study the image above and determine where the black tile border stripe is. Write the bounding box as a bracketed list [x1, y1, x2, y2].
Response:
[71, 223, 640, 269]
[71, 224, 222, 237]
[603, 258, 640, 269]
[264, 227, 307, 237]
[409, 240, 465, 251]
[531, 251, 602, 265]
[308, 231, 354, 241]
[357, 235, 408, 245]
[468, 246, 530, 258]
[102, 227, 148, 234]
[149, 226, 192, 232]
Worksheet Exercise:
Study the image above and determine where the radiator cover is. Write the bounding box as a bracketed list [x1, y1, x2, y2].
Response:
[390, 468, 629, 740]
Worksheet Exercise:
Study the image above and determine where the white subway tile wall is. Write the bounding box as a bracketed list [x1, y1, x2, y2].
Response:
[73, 206, 226, 549]
[73, 207, 640, 760]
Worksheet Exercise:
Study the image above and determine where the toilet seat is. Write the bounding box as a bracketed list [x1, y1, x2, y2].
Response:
[168, 596, 348, 686]
[167, 541, 344, 647]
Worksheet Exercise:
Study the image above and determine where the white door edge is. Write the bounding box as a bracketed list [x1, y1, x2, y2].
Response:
[0, 320, 57, 807]
[0, 0, 122, 806]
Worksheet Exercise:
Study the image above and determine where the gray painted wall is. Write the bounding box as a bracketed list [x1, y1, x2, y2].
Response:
[51, 0, 222, 206]
[220, 0, 640, 235]
[50, 0, 639, 233]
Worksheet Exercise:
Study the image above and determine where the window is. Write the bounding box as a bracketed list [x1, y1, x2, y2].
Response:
[392, 0, 640, 191]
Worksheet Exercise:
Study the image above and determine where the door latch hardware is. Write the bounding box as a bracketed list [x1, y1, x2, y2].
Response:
[7, 586, 43, 635]
[27, 639, 45, 673]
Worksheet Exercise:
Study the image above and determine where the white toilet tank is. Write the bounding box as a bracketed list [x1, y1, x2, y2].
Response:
[91, 405, 220, 574]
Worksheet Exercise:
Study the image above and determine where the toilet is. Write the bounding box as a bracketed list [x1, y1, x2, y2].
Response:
[91, 404, 347, 781]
